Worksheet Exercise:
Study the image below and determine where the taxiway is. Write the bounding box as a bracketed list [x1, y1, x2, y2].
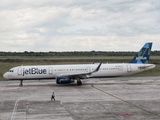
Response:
[0, 76, 160, 120]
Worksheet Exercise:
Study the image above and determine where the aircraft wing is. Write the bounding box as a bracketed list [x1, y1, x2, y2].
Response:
[56, 72, 90, 79]
[55, 62, 102, 79]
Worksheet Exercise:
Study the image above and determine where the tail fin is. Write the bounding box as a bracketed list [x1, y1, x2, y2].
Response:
[129, 42, 152, 64]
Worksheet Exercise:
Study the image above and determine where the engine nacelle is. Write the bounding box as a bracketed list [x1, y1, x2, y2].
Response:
[56, 76, 73, 84]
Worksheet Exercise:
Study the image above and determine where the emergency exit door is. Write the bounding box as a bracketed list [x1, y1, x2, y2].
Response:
[127, 65, 132, 72]
[86, 67, 91, 73]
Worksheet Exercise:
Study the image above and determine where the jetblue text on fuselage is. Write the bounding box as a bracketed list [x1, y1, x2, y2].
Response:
[23, 68, 47, 76]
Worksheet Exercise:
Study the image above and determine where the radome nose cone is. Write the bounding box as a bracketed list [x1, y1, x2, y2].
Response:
[3, 73, 7, 79]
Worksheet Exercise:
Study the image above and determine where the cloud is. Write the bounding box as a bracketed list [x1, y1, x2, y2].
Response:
[0, 0, 160, 52]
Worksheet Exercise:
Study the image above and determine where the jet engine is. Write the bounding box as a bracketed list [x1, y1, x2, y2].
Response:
[56, 76, 74, 84]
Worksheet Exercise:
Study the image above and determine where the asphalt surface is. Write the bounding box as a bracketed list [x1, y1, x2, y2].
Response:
[0, 76, 160, 120]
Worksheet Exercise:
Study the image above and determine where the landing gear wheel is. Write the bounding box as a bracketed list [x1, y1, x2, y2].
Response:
[19, 80, 23, 87]
[77, 80, 82, 86]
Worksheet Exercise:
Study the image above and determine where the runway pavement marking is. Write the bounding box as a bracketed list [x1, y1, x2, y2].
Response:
[92, 85, 160, 118]
[60, 101, 75, 120]
[11, 99, 29, 120]
[11, 99, 19, 120]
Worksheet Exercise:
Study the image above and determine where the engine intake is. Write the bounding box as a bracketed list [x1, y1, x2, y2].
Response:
[56, 76, 73, 84]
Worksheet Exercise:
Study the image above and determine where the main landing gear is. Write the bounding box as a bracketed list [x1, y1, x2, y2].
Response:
[19, 80, 23, 87]
[77, 80, 82, 86]
[76, 78, 82, 86]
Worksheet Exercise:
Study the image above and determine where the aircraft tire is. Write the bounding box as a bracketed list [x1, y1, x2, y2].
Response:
[19, 80, 23, 87]
[77, 80, 82, 86]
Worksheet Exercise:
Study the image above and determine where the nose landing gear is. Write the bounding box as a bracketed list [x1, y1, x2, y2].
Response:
[19, 80, 23, 87]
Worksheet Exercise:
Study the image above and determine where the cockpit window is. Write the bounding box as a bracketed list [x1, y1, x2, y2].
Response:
[9, 70, 14, 72]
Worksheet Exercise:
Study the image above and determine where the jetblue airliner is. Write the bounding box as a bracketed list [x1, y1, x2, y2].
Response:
[3, 43, 155, 86]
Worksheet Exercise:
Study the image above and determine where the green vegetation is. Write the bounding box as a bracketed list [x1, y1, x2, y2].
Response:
[0, 54, 159, 80]
[0, 51, 160, 57]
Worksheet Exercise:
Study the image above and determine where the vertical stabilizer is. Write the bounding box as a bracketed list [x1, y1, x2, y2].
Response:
[129, 42, 152, 64]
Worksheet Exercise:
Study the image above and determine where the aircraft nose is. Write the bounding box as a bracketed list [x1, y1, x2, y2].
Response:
[3, 72, 8, 79]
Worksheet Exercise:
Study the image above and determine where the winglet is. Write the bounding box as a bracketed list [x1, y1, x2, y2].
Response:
[91, 61, 95, 64]
[129, 42, 153, 64]
[92, 62, 102, 73]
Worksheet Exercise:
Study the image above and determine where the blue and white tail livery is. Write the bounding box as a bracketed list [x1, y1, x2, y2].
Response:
[129, 42, 152, 64]
[3, 42, 156, 86]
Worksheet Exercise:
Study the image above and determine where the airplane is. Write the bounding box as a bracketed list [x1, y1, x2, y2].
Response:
[3, 42, 155, 87]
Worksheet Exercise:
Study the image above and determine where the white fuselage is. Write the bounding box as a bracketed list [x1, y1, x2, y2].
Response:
[3, 63, 155, 80]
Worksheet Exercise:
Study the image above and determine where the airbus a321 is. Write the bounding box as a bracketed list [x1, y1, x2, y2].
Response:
[3, 42, 155, 86]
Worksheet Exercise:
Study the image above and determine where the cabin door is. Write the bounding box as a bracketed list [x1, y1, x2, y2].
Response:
[48, 67, 53, 75]
[127, 65, 132, 72]
[18, 67, 23, 76]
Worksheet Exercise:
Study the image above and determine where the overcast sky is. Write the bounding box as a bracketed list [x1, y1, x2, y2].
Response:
[0, 0, 160, 52]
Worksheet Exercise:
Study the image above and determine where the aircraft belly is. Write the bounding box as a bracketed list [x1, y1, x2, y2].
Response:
[17, 74, 54, 80]
[91, 70, 127, 77]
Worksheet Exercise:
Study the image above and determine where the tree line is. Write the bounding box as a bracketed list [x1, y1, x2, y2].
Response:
[0, 51, 160, 57]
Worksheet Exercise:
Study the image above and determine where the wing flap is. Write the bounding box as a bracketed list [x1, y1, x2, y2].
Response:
[55, 62, 102, 79]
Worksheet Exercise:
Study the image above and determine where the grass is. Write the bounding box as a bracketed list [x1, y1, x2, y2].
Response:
[0, 56, 159, 80]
